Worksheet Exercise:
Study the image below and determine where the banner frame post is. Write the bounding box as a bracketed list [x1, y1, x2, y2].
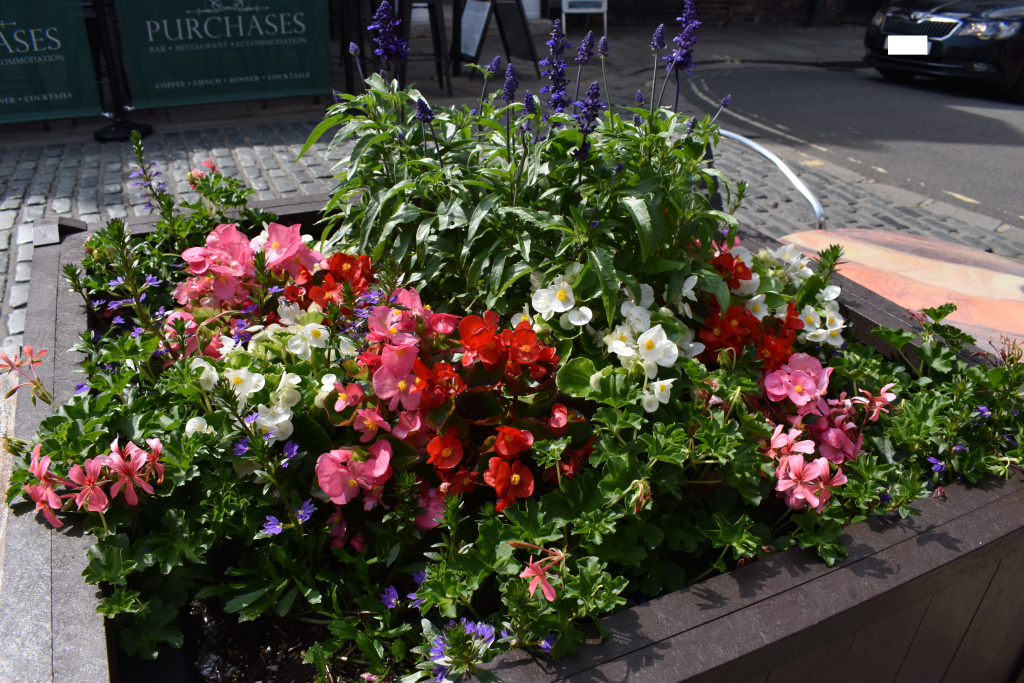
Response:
[92, 0, 152, 143]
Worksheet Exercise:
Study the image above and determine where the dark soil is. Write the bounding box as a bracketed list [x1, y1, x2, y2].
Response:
[116, 600, 325, 683]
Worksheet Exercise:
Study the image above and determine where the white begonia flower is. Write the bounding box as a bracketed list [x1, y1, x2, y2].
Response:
[641, 379, 675, 413]
[807, 325, 845, 347]
[774, 304, 791, 321]
[307, 302, 324, 315]
[302, 323, 329, 348]
[218, 335, 237, 356]
[745, 294, 768, 322]
[255, 403, 294, 443]
[757, 248, 779, 267]
[820, 285, 841, 302]
[510, 309, 531, 327]
[677, 324, 705, 358]
[249, 228, 269, 252]
[563, 262, 584, 284]
[314, 373, 338, 409]
[636, 325, 679, 372]
[620, 301, 651, 334]
[679, 275, 698, 319]
[604, 324, 636, 360]
[559, 306, 593, 329]
[336, 336, 357, 357]
[287, 333, 312, 361]
[823, 301, 844, 329]
[224, 368, 265, 402]
[185, 416, 214, 437]
[272, 372, 303, 409]
[642, 392, 660, 413]
[589, 370, 605, 392]
[732, 271, 761, 296]
[190, 358, 219, 391]
[277, 300, 302, 326]
[531, 276, 575, 320]
[800, 305, 822, 331]
[628, 283, 656, 310]
[730, 246, 754, 268]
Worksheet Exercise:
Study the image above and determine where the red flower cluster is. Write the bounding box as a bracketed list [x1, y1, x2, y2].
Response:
[285, 253, 375, 310]
[459, 314, 560, 379]
[711, 252, 753, 290]
[483, 425, 537, 512]
[700, 302, 804, 371]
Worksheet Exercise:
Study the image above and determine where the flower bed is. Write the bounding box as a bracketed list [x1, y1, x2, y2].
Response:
[4, 7, 1024, 683]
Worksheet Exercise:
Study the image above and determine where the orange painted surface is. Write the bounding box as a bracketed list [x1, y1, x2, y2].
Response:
[782, 230, 1024, 346]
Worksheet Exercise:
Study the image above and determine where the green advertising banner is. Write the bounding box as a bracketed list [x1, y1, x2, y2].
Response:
[0, 1, 102, 124]
[114, 0, 332, 109]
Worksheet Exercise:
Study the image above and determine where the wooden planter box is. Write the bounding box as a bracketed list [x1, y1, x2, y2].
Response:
[2, 206, 1022, 683]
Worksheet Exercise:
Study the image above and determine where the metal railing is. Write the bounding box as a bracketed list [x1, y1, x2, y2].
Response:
[719, 128, 827, 231]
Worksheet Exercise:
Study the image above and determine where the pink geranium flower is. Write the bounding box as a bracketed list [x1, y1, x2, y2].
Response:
[66, 458, 110, 513]
[24, 484, 63, 527]
[813, 466, 848, 512]
[766, 424, 815, 460]
[519, 556, 558, 601]
[105, 438, 154, 506]
[775, 455, 828, 509]
[393, 410, 429, 446]
[853, 382, 898, 422]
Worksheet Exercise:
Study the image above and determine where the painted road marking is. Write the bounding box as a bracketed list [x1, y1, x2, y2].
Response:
[872, 166, 887, 174]
[689, 79, 808, 145]
[800, 160, 825, 167]
[944, 190, 980, 204]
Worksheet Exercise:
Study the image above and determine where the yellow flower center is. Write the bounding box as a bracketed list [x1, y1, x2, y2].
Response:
[232, 376, 243, 385]
[312, 329, 322, 339]
[396, 347, 406, 356]
[520, 344, 531, 352]
[442, 447, 452, 458]
[658, 384, 667, 392]
[364, 419, 377, 431]
[342, 263, 351, 272]
[619, 333, 628, 342]
[645, 339, 656, 350]
[271, 241, 280, 249]
[504, 434, 514, 443]
[348, 479, 359, 487]
[805, 316, 814, 323]
[829, 329, 839, 337]
[794, 384, 803, 393]
[510, 474, 521, 485]
[397, 380, 408, 391]
[555, 289, 567, 302]
[389, 325, 397, 334]
[752, 304, 761, 312]
[828, 317, 835, 325]
[730, 319, 739, 326]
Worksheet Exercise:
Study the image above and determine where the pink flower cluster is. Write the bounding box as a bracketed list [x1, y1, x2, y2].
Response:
[763, 353, 898, 512]
[174, 222, 322, 309]
[314, 288, 463, 549]
[24, 438, 165, 527]
[764, 353, 833, 414]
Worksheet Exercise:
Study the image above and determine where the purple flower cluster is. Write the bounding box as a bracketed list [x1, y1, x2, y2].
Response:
[485, 55, 502, 78]
[295, 499, 315, 523]
[407, 569, 427, 607]
[381, 585, 400, 608]
[263, 516, 283, 535]
[281, 440, 299, 467]
[429, 618, 497, 682]
[576, 31, 594, 66]
[664, 0, 701, 74]
[574, 81, 605, 136]
[651, 23, 666, 50]
[501, 63, 519, 105]
[415, 98, 435, 124]
[597, 35, 608, 58]
[539, 19, 572, 112]
[367, 1, 409, 66]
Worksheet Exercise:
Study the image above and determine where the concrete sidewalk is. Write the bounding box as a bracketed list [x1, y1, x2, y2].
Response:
[1, 20, 1020, 353]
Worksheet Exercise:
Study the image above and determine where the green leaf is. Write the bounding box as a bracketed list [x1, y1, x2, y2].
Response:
[556, 357, 596, 398]
[224, 587, 268, 614]
[620, 196, 653, 261]
[588, 247, 619, 323]
[872, 326, 916, 352]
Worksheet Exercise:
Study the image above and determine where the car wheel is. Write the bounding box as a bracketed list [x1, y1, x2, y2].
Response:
[876, 67, 915, 83]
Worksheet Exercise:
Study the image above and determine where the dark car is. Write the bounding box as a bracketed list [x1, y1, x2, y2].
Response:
[864, 0, 1024, 100]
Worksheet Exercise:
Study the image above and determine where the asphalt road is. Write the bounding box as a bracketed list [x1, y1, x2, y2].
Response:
[679, 62, 1024, 230]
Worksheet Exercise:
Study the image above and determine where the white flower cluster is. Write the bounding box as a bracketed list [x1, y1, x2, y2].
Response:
[529, 267, 593, 329]
[758, 243, 815, 285]
[798, 285, 846, 347]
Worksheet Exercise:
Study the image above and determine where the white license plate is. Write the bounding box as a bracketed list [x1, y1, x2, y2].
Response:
[885, 35, 931, 55]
